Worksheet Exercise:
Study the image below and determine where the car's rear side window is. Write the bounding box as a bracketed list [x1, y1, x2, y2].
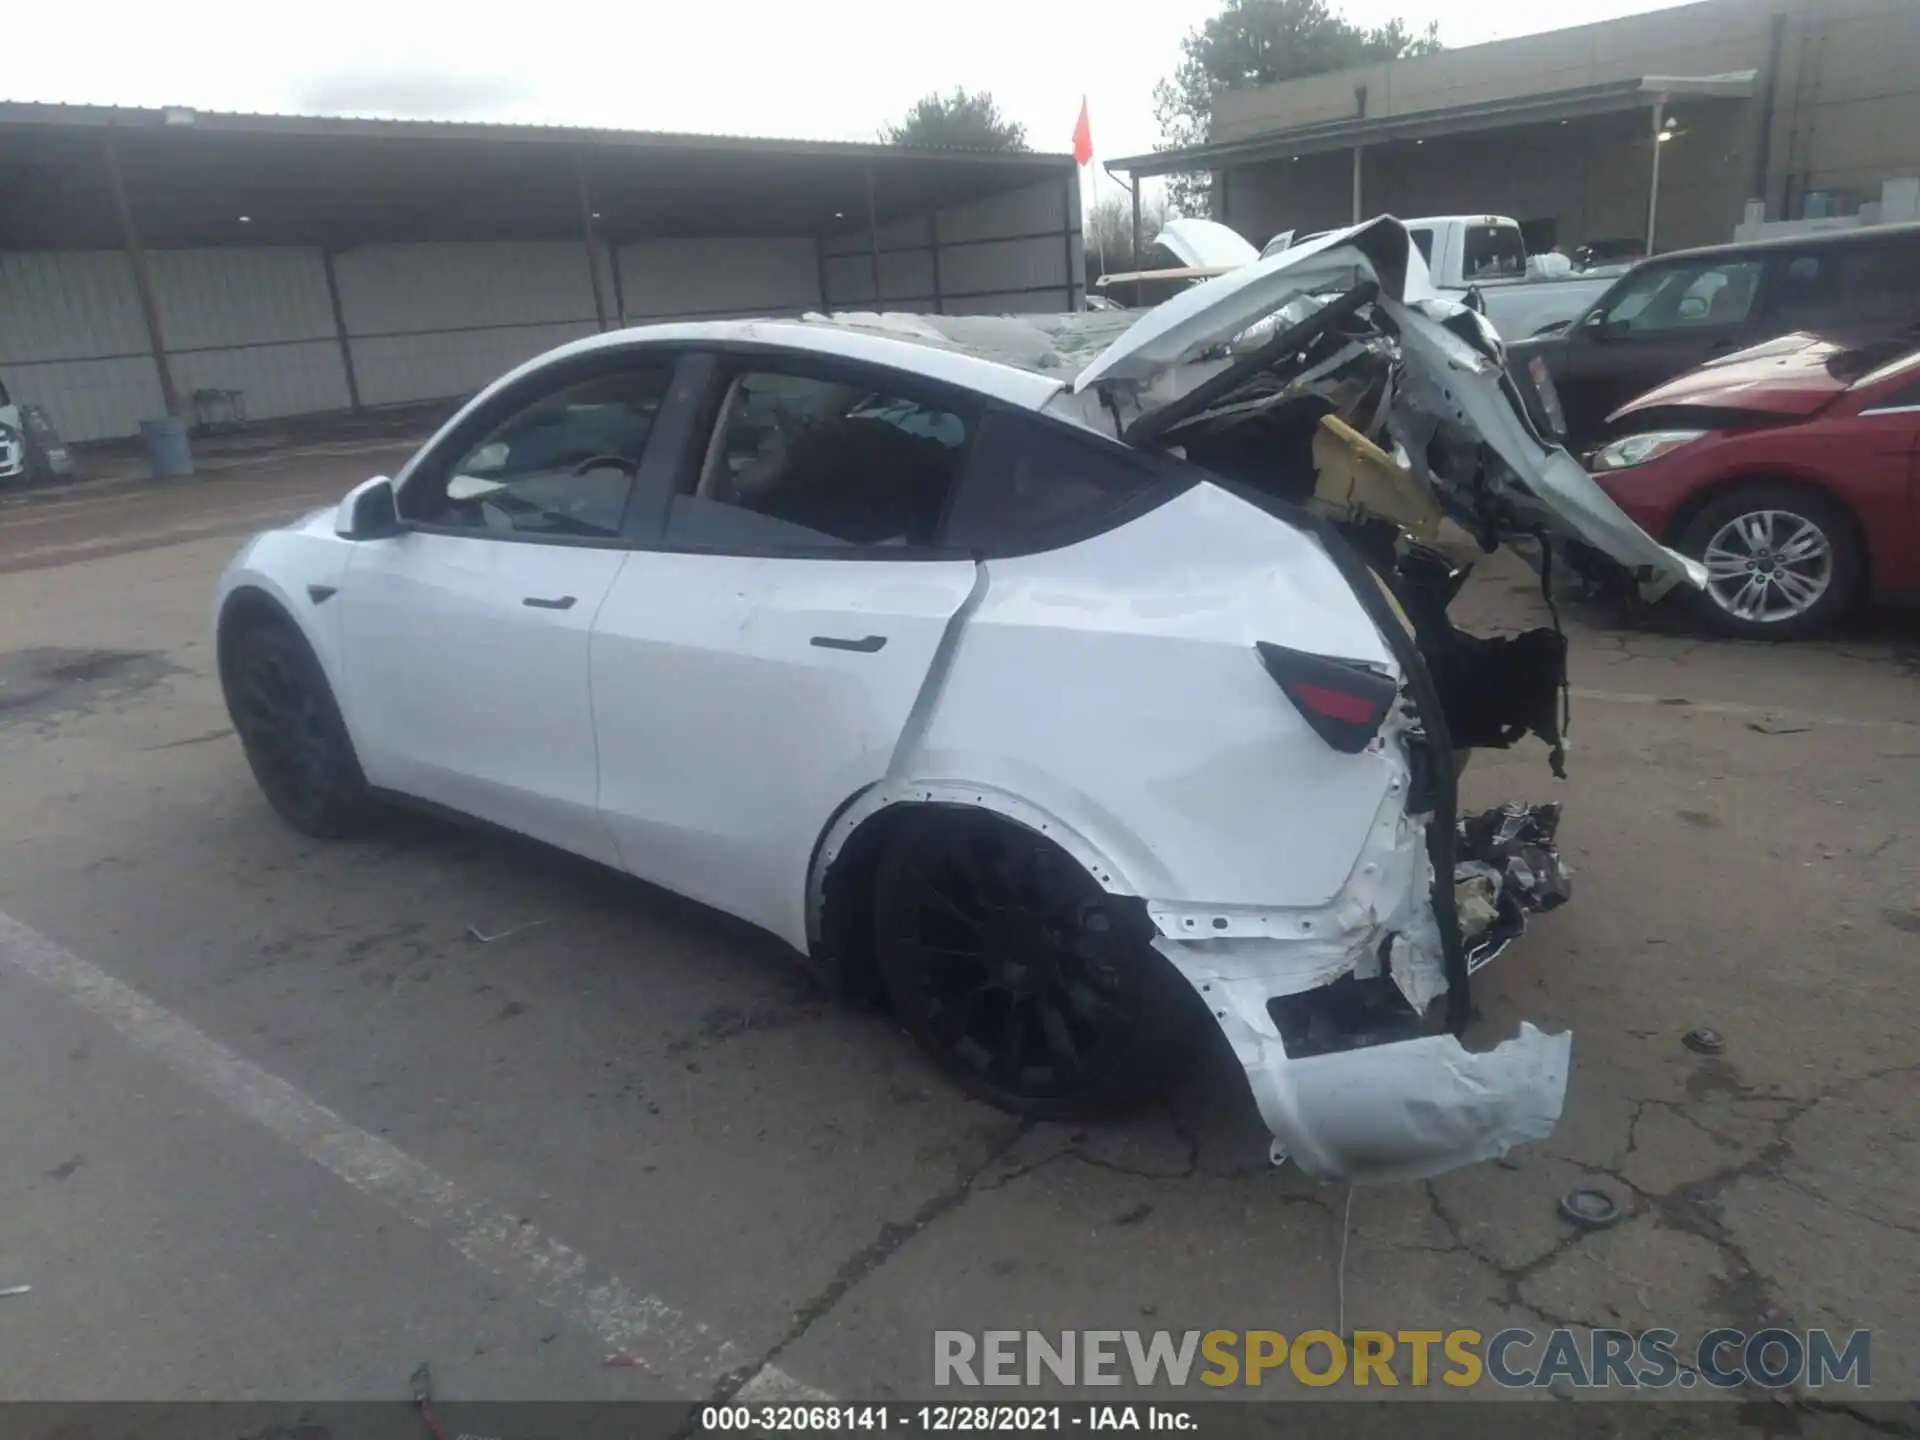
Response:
[1772, 240, 1920, 327]
[1463, 224, 1525, 280]
[941, 410, 1163, 552]
[668, 368, 975, 551]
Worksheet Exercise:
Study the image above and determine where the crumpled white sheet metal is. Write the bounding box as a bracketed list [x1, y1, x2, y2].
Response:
[1147, 710, 1570, 1182]
[1243, 1023, 1572, 1183]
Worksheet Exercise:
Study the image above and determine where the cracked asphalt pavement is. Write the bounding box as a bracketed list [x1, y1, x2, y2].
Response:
[0, 453, 1915, 1421]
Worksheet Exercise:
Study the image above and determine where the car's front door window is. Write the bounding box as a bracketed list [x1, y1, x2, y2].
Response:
[1598, 259, 1763, 332]
[404, 366, 676, 539]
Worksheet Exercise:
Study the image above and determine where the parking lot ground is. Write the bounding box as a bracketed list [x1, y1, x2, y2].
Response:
[0, 450, 1914, 1420]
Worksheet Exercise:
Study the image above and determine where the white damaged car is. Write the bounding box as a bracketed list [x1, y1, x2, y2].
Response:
[215, 218, 1703, 1182]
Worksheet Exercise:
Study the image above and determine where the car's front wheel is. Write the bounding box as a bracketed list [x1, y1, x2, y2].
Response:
[873, 810, 1203, 1120]
[1677, 483, 1861, 640]
[222, 618, 374, 838]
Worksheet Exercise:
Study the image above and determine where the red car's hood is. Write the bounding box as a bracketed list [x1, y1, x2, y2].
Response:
[1610, 332, 1850, 424]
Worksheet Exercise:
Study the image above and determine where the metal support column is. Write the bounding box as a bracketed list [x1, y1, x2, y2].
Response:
[929, 220, 944, 314]
[864, 168, 883, 304]
[1130, 177, 1142, 271]
[575, 151, 609, 331]
[1352, 144, 1364, 225]
[1062, 177, 1078, 310]
[101, 133, 179, 417]
[320, 248, 362, 413]
[608, 241, 626, 325]
[1645, 100, 1666, 253]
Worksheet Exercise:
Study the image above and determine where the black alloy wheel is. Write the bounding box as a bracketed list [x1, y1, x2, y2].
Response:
[224, 621, 372, 838]
[875, 811, 1200, 1119]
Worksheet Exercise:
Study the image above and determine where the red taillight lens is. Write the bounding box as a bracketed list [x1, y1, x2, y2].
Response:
[1255, 642, 1397, 754]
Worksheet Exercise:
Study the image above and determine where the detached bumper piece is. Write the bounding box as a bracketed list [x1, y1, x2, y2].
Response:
[1244, 1022, 1572, 1183]
[1455, 801, 1572, 973]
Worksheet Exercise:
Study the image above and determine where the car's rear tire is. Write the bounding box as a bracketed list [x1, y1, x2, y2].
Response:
[873, 809, 1204, 1120]
[222, 618, 374, 838]
[1675, 482, 1862, 641]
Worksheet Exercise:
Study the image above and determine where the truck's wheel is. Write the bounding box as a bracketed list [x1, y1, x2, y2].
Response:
[874, 809, 1203, 1120]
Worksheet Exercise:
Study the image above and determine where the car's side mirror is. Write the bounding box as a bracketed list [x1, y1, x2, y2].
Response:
[1586, 313, 1627, 341]
[334, 476, 403, 540]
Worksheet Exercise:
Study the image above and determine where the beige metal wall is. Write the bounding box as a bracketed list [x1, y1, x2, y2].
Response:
[1767, 0, 1920, 213]
[0, 182, 1086, 442]
[820, 180, 1084, 315]
[0, 247, 350, 442]
[1211, 0, 1920, 254]
[1213, 0, 1777, 142]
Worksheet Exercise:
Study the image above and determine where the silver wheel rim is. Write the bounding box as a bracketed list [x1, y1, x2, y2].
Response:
[1701, 509, 1833, 624]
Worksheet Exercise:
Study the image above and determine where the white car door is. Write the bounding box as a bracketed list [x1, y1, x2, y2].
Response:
[590, 358, 980, 948]
[336, 356, 686, 864]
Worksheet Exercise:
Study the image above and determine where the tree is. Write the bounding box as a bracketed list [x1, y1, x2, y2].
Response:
[1154, 0, 1441, 215]
[884, 89, 1029, 152]
[1084, 188, 1172, 281]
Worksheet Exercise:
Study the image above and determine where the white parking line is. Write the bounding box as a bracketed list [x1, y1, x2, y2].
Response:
[0, 908, 826, 1402]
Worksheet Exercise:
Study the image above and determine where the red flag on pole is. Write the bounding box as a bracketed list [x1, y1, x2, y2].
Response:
[1072, 97, 1093, 166]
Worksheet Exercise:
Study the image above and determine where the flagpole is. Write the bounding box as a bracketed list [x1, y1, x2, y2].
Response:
[1074, 96, 1106, 291]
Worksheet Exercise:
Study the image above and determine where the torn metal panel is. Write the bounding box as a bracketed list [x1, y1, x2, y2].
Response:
[1242, 1022, 1572, 1182]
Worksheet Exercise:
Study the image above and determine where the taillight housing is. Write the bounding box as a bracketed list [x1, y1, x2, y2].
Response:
[1255, 642, 1398, 754]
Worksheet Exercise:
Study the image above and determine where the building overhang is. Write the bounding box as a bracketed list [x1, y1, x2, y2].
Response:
[1111, 72, 1758, 177]
[0, 101, 1077, 249]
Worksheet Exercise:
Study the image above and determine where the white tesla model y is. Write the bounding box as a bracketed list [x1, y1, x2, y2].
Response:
[215, 219, 1702, 1182]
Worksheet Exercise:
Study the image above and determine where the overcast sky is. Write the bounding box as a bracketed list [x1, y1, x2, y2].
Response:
[19, 0, 1700, 164]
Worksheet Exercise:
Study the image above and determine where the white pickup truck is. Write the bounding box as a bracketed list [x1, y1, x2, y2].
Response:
[1391, 215, 1626, 340]
[1135, 215, 1624, 341]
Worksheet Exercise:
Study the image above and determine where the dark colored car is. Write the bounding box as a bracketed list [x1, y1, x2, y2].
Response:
[1584, 332, 1920, 639]
[1509, 223, 1920, 453]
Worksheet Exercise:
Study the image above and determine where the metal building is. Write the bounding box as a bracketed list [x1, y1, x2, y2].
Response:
[0, 104, 1085, 441]
[1112, 0, 1920, 261]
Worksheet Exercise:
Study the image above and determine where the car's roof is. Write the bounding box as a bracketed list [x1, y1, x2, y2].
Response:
[515, 315, 1127, 411]
[1635, 221, 1920, 267]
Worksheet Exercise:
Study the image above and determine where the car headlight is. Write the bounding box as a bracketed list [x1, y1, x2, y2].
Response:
[1589, 429, 1706, 471]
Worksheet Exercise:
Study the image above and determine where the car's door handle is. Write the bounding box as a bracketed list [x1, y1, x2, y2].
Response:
[810, 634, 887, 653]
[522, 595, 577, 610]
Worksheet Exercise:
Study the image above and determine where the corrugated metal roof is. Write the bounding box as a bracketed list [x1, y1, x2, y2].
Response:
[0, 100, 1072, 165]
[0, 100, 1080, 250]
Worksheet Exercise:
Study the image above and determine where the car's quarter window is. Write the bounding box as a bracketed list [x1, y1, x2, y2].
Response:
[942, 410, 1164, 551]
[668, 366, 975, 551]
[400, 365, 676, 540]
[1597, 257, 1763, 331]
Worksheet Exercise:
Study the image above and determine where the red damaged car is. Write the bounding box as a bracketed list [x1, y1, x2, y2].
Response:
[1584, 332, 1920, 638]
